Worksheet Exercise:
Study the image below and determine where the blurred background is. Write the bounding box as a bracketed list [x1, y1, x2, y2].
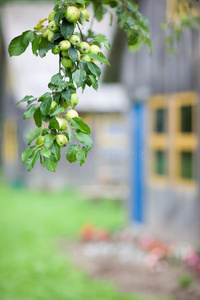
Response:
[0, 0, 200, 300]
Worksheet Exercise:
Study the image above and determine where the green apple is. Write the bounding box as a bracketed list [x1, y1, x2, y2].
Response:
[48, 20, 58, 33]
[59, 40, 71, 51]
[61, 50, 69, 57]
[48, 31, 54, 42]
[69, 35, 81, 46]
[91, 59, 99, 65]
[65, 6, 80, 23]
[52, 45, 60, 54]
[81, 54, 91, 62]
[55, 134, 68, 147]
[79, 8, 90, 21]
[78, 42, 90, 54]
[42, 28, 51, 39]
[90, 45, 100, 55]
[61, 57, 72, 69]
[56, 117, 68, 131]
[35, 136, 44, 149]
[65, 109, 79, 121]
[70, 93, 79, 108]
[77, 50, 81, 61]
[48, 11, 56, 21]
[49, 100, 57, 112]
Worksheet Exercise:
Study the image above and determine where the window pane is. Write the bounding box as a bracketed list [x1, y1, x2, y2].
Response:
[155, 108, 166, 133]
[180, 151, 194, 179]
[181, 105, 192, 133]
[154, 150, 167, 175]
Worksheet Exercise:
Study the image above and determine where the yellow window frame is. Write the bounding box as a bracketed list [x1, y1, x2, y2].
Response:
[148, 91, 198, 187]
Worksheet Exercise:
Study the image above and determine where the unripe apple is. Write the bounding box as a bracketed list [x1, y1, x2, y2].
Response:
[52, 45, 60, 54]
[48, 31, 54, 42]
[35, 136, 44, 149]
[61, 57, 72, 69]
[65, 6, 80, 23]
[65, 109, 79, 121]
[49, 100, 57, 112]
[56, 117, 68, 131]
[42, 28, 51, 39]
[59, 40, 71, 51]
[91, 59, 100, 65]
[69, 35, 81, 46]
[70, 93, 79, 108]
[81, 54, 91, 62]
[61, 50, 69, 57]
[77, 50, 81, 61]
[48, 11, 56, 21]
[55, 134, 68, 147]
[90, 45, 101, 55]
[79, 8, 90, 21]
[78, 42, 90, 54]
[48, 20, 58, 33]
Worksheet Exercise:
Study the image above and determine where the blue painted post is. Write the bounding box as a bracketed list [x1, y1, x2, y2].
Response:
[130, 102, 145, 223]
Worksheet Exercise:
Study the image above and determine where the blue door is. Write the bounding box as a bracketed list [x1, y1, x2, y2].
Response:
[130, 103, 146, 223]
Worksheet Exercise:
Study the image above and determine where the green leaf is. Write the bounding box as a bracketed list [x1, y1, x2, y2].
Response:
[50, 141, 61, 161]
[8, 30, 34, 57]
[41, 148, 51, 158]
[39, 92, 52, 102]
[60, 19, 74, 39]
[76, 149, 86, 166]
[43, 156, 57, 172]
[26, 128, 43, 145]
[32, 34, 42, 56]
[50, 73, 63, 85]
[54, 7, 67, 25]
[49, 117, 60, 131]
[71, 117, 91, 134]
[38, 38, 54, 57]
[66, 144, 80, 163]
[87, 62, 101, 78]
[88, 75, 98, 91]
[72, 69, 86, 88]
[49, 106, 65, 117]
[23, 104, 37, 119]
[22, 146, 35, 164]
[51, 32, 63, 43]
[67, 125, 74, 143]
[76, 132, 93, 150]
[44, 133, 55, 149]
[79, 11, 86, 26]
[88, 53, 110, 66]
[127, 1, 138, 12]
[40, 97, 52, 116]
[16, 95, 35, 107]
[26, 149, 40, 171]
[68, 47, 78, 63]
[94, 35, 110, 50]
[34, 109, 42, 127]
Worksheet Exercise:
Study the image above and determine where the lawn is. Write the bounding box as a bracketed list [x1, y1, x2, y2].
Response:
[0, 179, 168, 300]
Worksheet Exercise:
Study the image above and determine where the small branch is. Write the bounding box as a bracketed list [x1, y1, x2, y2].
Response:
[77, 23, 85, 41]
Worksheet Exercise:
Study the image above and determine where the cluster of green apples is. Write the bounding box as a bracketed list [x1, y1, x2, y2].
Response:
[42, 6, 100, 68]
[35, 108, 79, 149]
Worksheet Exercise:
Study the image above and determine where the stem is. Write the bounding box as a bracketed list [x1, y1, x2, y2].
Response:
[59, 52, 61, 74]
[77, 23, 85, 41]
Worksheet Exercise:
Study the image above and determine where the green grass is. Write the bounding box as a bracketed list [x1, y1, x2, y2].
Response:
[0, 180, 168, 300]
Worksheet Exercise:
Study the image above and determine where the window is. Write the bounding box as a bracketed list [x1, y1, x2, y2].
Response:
[149, 95, 168, 179]
[181, 105, 192, 133]
[180, 151, 194, 179]
[154, 150, 167, 176]
[149, 92, 198, 185]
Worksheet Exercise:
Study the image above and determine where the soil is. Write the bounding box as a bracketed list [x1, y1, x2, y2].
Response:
[61, 241, 200, 300]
